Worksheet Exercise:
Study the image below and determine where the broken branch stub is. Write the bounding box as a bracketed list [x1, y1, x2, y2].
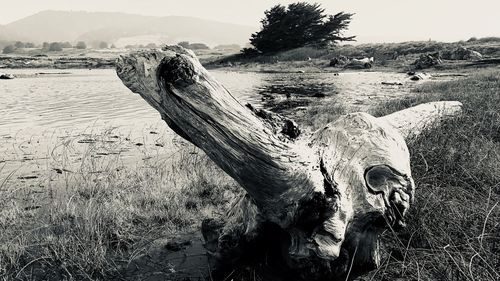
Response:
[116, 46, 462, 280]
[380, 101, 463, 140]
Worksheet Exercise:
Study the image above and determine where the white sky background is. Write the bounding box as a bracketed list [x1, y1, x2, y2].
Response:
[0, 0, 499, 43]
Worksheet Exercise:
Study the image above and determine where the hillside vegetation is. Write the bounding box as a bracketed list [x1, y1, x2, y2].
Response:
[207, 37, 500, 69]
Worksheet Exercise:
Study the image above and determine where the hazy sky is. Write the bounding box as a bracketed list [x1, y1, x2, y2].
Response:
[1, 0, 499, 43]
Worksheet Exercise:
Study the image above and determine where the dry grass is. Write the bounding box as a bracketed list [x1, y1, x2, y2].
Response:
[363, 69, 500, 280]
[0, 134, 238, 280]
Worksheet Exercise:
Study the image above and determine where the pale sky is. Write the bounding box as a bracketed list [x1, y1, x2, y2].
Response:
[1, 0, 499, 43]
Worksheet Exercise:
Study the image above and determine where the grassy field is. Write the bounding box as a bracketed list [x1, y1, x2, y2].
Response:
[1, 68, 499, 280]
[364, 69, 500, 280]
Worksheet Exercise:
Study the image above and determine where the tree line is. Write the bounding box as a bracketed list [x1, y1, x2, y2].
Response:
[2, 41, 114, 54]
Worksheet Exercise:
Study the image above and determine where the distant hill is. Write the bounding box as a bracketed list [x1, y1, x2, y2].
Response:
[0, 10, 256, 46]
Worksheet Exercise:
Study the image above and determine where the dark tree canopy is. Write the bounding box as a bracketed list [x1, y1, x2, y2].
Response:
[2, 45, 15, 54]
[48, 42, 63, 52]
[177, 41, 210, 50]
[249, 2, 355, 53]
[14, 41, 25, 48]
[76, 41, 87, 49]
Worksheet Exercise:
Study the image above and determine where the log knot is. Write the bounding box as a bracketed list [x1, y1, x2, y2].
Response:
[159, 54, 197, 87]
[245, 103, 301, 139]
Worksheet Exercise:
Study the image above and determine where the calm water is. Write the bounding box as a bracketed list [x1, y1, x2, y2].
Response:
[0, 68, 413, 180]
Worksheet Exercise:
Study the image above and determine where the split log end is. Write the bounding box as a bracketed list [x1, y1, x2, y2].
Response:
[379, 101, 463, 140]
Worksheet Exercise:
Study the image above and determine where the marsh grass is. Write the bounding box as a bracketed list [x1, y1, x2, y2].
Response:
[364, 70, 500, 280]
[0, 134, 238, 280]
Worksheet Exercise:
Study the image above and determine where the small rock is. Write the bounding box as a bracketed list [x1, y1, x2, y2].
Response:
[0, 73, 14, 79]
[410, 73, 431, 81]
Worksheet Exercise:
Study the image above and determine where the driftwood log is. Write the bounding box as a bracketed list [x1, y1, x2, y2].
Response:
[116, 46, 462, 280]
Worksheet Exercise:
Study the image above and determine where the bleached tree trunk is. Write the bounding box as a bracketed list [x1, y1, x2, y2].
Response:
[116, 46, 462, 280]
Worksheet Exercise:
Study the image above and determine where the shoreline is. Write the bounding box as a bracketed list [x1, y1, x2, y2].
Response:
[2, 52, 495, 73]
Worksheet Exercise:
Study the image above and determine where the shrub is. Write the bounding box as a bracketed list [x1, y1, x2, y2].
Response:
[98, 41, 108, 49]
[76, 41, 87, 49]
[178, 41, 190, 48]
[2, 45, 15, 54]
[177, 41, 209, 50]
[475, 36, 500, 43]
[61, 42, 72, 48]
[214, 44, 241, 51]
[48, 42, 63, 52]
[188, 43, 209, 50]
[14, 41, 24, 48]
